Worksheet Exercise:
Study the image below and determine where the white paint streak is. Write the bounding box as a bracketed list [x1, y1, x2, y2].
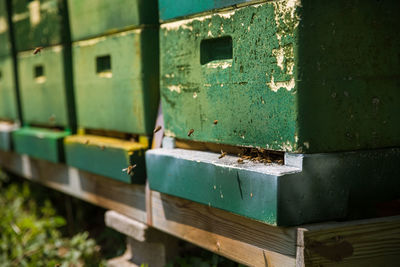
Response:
[167, 85, 182, 93]
[28, 0, 41, 26]
[0, 17, 8, 34]
[267, 76, 295, 92]
[206, 61, 232, 69]
[272, 47, 285, 71]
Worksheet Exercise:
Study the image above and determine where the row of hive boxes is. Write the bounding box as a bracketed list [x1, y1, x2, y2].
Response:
[0, 0, 159, 183]
[1, 0, 400, 227]
[1, 0, 399, 171]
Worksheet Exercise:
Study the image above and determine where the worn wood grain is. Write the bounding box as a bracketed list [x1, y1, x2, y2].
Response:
[300, 216, 400, 267]
[0, 150, 147, 223]
[151, 191, 297, 267]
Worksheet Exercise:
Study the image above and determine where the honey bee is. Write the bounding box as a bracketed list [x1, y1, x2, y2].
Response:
[218, 150, 227, 159]
[213, 120, 218, 125]
[100, 145, 105, 150]
[49, 114, 55, 122]
[187, 129, 194, 137]
[237, 158, 244, 164]
[84, 140, 90, 145]
[33, 46, 43, 55]
[153, 125, 162, 133]
[122, 164, 137, 175]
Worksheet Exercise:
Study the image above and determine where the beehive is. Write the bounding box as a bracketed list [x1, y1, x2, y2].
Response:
[147, 0, 400, 226]
[160, 0, 400, 153]
[64, 0, 159, 183]
[12, 0, 74, 162]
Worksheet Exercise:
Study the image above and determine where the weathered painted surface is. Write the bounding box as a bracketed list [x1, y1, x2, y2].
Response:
[146, 147, 400, 226]
[67, 0, 158, 41]
[13, 127, 70, 163]
[160, 0, 400, 153]
[159, 0, 258, 21]
[0, 0, 12, 57]
[65, 135, 147, 184]
[73, 29, 159, 135]
[0, 56, 18, 121]
[12, 0, 68, 51]
[18, 45, 72, 128]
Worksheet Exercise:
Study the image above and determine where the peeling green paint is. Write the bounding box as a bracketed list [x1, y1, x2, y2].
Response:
[160, 0, 400, 153]
[158, 0, 261, 22]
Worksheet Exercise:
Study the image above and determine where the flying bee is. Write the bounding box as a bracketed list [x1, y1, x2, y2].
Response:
[218, 150, 227, 159]
[187, 129, 194, 137]
[84, 140, 90, 145]
[122, 164, 137, 175]
[33, 46, 43, 55]
[213, 120, 218, 125]
[153, 125, 162, 133]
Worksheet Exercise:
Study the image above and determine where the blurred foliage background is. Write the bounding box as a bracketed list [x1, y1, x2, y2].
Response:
[0, 169, 245, 267]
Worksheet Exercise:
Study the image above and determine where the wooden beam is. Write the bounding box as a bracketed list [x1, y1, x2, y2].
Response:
[0, 150, 147, 223]
[300, 216, 400, 267]
[150, 191, 297, 266]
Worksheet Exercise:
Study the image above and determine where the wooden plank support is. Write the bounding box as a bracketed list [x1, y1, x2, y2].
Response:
[1, 151, 399, 267]
[105, 210, 179, 267]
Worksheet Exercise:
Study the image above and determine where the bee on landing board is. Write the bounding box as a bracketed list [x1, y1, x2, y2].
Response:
[219, 150, 227, 159]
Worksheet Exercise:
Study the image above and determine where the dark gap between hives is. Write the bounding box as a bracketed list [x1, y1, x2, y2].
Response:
[29, 123, 65, 132]
[175, 139, 284, 165]
[85, 128, 139, 142]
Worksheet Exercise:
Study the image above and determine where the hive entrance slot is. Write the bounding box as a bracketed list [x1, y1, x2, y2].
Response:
[96, 55, 112, 78]
[200, 36, 233, 65]
[34, 65, 45, 83]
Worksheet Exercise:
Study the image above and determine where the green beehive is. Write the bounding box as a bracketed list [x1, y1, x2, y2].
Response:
[148, 0, 400, 226]
[65, 28, 159, 183]
[67, 0, 158, 41]
[13, 45, 73, 162]
[73, 29, 158, 135]
[12, 0, 68, 51]
[160, 0, 400, 154]
[18, 46, 70, 127]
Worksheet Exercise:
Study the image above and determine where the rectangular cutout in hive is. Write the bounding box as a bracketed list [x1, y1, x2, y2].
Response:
[200, 36, 233, 65]
[96, 55, 112, 78]
[34, 65, 45, 83]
